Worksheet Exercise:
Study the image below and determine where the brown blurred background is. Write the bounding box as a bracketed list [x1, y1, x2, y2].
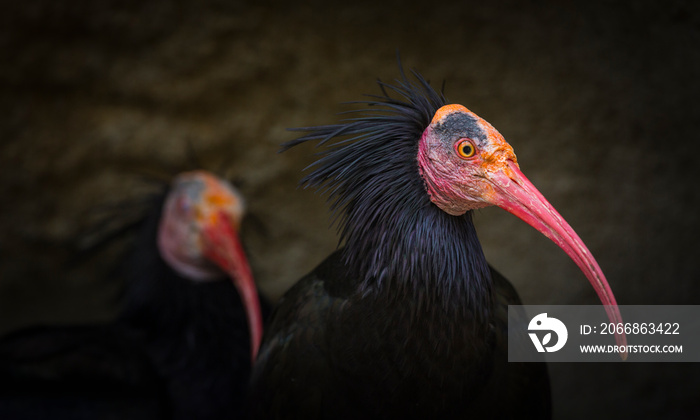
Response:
[1, 1, 699, 418]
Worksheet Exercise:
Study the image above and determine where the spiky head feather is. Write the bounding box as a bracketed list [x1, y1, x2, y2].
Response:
[283, 66, 492, 313]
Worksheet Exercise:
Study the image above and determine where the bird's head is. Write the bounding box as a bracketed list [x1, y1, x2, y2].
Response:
[419, 104, 627, 356]
[158, 171, 245, 281]
[157, 170, 262, 359]
[286, 67, 625, 358]
[418, 104, 518, 215]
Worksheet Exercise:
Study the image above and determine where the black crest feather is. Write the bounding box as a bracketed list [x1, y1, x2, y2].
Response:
[283, 64, 492, 314]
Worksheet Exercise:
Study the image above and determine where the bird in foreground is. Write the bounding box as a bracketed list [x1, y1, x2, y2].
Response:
[248, 67, 626, 419]
[0, 170, 264, 419]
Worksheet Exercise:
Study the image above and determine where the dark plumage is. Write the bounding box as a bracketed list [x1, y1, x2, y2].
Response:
[283, 73, 491, 313]
[249, 68, 556, 418]
[118, 187, 259, 419]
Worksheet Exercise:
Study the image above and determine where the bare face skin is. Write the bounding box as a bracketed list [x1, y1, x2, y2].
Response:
[418, 105, 626, 357]
[158, 170, 262, 360]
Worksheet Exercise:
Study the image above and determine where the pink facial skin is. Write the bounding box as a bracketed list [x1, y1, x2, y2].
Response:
[418, 105, 627, 359]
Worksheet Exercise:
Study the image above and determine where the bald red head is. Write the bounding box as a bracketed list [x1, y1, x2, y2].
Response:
[418, 104, 627, 358]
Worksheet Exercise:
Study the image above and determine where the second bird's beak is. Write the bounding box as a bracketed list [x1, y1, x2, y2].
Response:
[202, 211, 263, 362]
[485, 160, 627, 359]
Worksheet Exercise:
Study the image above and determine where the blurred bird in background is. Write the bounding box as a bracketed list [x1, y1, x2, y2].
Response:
[0, 170, 266, 419]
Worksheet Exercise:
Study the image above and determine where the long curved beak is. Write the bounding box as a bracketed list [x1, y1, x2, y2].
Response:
[203, 211, 263, 363]
[487, 160, 627, 359]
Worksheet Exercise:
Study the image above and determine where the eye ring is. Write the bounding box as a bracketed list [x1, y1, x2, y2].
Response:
[455, 138, 476, 159]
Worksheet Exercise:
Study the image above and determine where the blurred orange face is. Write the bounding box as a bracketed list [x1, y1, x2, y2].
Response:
[157, 170, 245, 281]
[156, 170, 262, 359]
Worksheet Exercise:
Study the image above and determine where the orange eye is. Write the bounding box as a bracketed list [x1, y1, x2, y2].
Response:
[455, 138, 476, 158]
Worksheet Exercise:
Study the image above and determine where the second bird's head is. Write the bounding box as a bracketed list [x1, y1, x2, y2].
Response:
[158, 170, 245, 281]
[156, 170, 262, 359]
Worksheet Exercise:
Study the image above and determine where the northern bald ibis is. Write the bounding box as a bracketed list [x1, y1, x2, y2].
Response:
[248, 67, 625, 419]
[0, 170, 265, 419]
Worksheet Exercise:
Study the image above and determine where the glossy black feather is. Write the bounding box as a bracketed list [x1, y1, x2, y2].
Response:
[250, 252, 550, 419]
[250, 67, 550, 418]
[283, 69, 493, 312]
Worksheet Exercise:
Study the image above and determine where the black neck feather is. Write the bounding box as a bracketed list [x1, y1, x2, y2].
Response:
[283, 66, 494, 319]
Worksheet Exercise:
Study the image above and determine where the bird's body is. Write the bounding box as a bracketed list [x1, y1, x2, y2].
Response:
[0, 171, 264, 419]
[117, 185, 258, 418]
[249, 66, 622, 418]
[251, 252, 549, 419]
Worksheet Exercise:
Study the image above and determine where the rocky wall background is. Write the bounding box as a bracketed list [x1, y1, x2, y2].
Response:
[1, 1, 699, 418]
